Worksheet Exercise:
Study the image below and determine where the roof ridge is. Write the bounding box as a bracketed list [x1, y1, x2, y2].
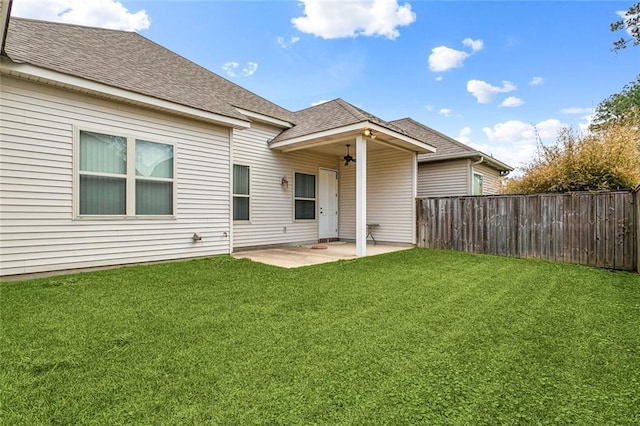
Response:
[333, 98, 368, 121]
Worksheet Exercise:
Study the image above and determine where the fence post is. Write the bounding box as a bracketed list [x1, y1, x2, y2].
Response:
[635, 184, 640, 273]
[416, 198, 422, 247]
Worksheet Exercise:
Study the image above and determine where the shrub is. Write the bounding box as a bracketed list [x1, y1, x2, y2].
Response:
[503, 119, 640, 194]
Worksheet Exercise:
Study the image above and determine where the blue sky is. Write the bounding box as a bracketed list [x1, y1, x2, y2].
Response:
[13, 0, 640, 172]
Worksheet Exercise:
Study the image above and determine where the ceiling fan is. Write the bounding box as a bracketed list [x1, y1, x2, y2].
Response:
[343, 144, 356, 166]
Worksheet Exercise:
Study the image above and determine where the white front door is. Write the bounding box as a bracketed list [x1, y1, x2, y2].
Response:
[319, 168, 338, 239]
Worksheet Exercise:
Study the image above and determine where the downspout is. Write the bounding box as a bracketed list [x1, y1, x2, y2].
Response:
[470, 156, 483, 193]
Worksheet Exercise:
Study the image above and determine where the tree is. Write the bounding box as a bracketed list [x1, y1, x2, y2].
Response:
[503, 120, 640, 194]
[611, 2, 640, 51]
[589, 75, 640, 131]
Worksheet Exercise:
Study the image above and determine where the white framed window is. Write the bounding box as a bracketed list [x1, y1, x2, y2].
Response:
[473, 172, 484, 195]
[76, 129, 175, 217]
[233, 164, 250, 221]
[294, 172, 316, 220]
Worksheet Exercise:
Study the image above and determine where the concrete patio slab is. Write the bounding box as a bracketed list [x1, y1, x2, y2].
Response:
[232, 242, 413, 268]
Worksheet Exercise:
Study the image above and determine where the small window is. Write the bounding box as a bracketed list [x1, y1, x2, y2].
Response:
[233, 164, 250, 221]
[77, 130, 175, 217]
[294, 172, 316, 220]
[473, 173, 483, 195]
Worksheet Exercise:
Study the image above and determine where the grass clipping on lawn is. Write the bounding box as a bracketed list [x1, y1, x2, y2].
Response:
[2, 249, 640, 424]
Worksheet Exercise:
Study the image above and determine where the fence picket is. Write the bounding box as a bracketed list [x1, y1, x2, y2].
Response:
[416, 191, 637, 272]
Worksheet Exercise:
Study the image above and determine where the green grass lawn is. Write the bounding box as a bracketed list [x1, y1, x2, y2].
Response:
[2, 249, 639, 425]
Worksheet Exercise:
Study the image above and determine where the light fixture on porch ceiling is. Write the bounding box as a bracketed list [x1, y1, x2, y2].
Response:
[362, 128, 376, 139]
[344, 144, 356, 166]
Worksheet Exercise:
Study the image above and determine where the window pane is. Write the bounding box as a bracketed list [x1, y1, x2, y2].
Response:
[473, 174, 483, 195]
[80, 131, 126, 174]
[80, 175, 126, 215]
[233, 165, 249, 195]
[295, 173, 315, 198]
[136, 140, 173, 178]
[233, 196, 249, 221]
[136, 180, 173, 215]
[295, 200, 316, 220]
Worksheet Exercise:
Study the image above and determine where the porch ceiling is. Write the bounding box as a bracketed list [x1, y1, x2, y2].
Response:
[268, 122, 436, 156]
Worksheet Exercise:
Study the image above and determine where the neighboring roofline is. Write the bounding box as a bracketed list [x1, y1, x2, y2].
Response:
[269, 120, 436, 154]
[235, 108, 293, 129]
[0, 0, 12, 55]
[419, 151, 513, 172]
[1, 59, 251, 129]
[393, 117, 478, 153]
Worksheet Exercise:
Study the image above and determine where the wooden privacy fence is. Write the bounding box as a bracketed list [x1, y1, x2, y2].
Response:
[417, 189, 640, 272]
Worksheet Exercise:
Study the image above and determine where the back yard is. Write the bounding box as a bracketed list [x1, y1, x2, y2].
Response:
[1, 249, 639, 424]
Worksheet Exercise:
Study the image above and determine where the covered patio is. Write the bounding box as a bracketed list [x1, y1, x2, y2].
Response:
[267, 99, 436, 257]
[232, 242, 413, 268]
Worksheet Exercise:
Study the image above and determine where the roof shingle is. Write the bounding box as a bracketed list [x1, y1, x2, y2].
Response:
[271, 98, 413, 143]
[4, 18, 295, 123]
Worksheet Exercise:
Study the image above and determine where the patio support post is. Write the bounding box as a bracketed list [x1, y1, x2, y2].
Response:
[356, 135, 367, 256]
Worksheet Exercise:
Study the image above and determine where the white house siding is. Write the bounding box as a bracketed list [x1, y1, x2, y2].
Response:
[0, 76, 231, 276]
[417, 159, 469, 197]
[473, 162, 503, 194]
[232, 122, 340, 249]
[338, 146, 416, 244]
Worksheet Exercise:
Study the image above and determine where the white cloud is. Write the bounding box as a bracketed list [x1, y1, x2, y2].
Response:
[291, 0, 416, 40]
[578, 114, 595, 133]
[435, 76, 443, 81]
[616, 9, 639, 37]
[499, 96, 524, 108]
[222, 61, 258, 77]
[529, 76, 544, 86]
[466, 80, 516, 104]
[428, 37, 483, 72]
[311, 99, 330, 106]
[242, 62, 258, 77]
[222, 62, 239, 77]
[428, 46, 469, 72]
[277, 36, 301, 48]
[462, 38, 484, 52]
[12, 0, 150, 31]
[456, 126, 472, 144]
[480, 119, 567, 170]
[438, 108, 452, 117]
[560, 107, 594, 115]
[559, 107, 595, 132]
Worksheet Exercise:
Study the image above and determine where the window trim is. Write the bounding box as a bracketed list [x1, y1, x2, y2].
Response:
[293, 171, 317, 221]
[232, 164, 251, 222]
[73, 126, 177, 219]
[472, 172, 484, 196]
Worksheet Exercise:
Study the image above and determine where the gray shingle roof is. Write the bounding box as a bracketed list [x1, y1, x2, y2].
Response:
[271, 98, 413, 142]
[391, 117, 512, 171]
[391, 118, 475, 158]
[4, 17, 295, 123]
